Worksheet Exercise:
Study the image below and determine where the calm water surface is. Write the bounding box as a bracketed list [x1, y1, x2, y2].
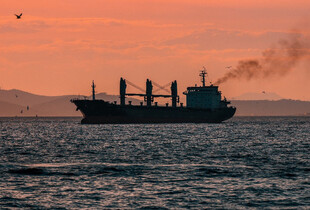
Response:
[0, 117, 309, 209]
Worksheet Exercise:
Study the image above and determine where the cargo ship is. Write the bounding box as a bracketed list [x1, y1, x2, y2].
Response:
[71, 69, 236, 124]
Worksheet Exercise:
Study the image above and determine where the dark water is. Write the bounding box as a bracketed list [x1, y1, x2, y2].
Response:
[0, 117, 309, 209]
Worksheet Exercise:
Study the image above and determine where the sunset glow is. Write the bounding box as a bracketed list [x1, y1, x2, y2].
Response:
[1, 0, 310, 100]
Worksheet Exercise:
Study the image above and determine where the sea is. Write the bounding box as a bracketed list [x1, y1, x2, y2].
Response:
[0, 117, 309, 209]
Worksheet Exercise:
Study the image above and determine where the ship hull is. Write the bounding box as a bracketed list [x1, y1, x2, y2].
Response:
[72, 100, 236, 124]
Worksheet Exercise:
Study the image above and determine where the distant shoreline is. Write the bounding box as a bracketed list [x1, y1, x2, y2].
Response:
[1, 89, 310, 117]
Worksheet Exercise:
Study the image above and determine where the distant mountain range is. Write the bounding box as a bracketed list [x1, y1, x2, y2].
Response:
[232, 92, 283, 100]
[0, 89, 309, 116]
[231, 100, 310, 116]
[0, 89, 140, 117]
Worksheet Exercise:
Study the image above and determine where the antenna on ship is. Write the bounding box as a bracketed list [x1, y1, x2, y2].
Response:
[199, 67, 207, 87]
[92, 80, 96, 100]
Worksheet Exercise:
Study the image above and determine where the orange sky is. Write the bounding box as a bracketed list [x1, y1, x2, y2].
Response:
[1, 0, 310, 101]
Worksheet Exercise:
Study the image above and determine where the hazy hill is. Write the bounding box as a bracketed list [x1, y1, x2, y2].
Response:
[0, 100, 28, 116]
[0, 89, 142, 117]
[31, 93, 141, 116]
[232, 92, 283, 100]
[0, 89, 58, 107]
[231, 100, 310, 116]
[31, 95, 80, 116]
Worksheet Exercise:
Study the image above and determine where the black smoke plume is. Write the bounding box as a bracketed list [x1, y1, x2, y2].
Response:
[215, 34, 310, 85]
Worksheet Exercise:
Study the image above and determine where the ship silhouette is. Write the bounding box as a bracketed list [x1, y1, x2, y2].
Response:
[71, 69, 236, 124]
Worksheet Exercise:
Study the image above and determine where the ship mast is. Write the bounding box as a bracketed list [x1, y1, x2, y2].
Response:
[199, 67, 207, 87]
[92, 80, 96, 100]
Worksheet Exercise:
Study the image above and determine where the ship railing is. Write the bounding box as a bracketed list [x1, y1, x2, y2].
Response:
[70, 96, 90, 101]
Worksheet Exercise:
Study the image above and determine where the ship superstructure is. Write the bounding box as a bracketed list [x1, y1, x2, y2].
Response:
[71, 69, 236, 124]
[184, 69, 230, 109]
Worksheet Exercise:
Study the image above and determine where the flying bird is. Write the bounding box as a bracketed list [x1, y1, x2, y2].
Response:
[15, 13, 22, 19]
[225, 66, 232, 69]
